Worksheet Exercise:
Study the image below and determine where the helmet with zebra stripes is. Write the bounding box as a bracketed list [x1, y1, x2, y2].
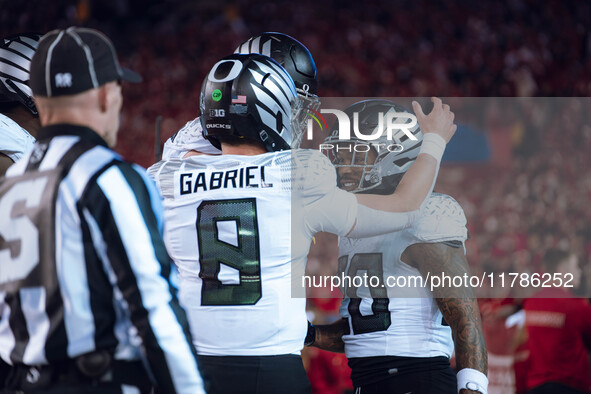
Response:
[200, 53, 298, 152]
[0, 33, 42, 115]
[234, 33, 319, 147]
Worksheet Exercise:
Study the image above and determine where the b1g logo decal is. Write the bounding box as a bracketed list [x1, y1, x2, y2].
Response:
[210, 109, 225, 117]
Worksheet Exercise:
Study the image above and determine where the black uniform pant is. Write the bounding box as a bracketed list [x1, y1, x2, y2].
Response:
[352, 368, 457, 394]
[197, 354, 311, 394]
[1, 359, 151, 394]
[349, 356, 456, 394]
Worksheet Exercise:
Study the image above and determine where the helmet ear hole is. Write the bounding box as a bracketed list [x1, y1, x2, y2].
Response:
[276, 110, 283, 135]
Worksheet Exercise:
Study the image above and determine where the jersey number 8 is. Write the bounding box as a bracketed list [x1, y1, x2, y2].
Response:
[196, 198, 262, 306]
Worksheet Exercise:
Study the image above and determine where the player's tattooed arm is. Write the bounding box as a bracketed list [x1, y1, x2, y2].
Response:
[309, 318, 348, 353]
[403, 243, 488, 386]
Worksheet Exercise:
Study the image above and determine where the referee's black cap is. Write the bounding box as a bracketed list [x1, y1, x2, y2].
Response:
[30, 26, 141, 97]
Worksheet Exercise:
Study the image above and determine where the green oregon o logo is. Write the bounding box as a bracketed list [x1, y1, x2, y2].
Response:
[212, 89, 222, 101]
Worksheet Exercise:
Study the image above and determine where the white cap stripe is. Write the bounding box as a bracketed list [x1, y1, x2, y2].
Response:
[66, 28, 98, 89]
[77, 28, 123, 74]
[45, 30, 65, 97]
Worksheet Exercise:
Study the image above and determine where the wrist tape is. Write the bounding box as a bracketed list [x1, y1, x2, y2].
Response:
[457, 368, 488, 394]
[419, 133, 446, 163]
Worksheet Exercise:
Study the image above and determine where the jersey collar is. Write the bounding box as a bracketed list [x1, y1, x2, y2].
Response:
[37, 123, 109, 148]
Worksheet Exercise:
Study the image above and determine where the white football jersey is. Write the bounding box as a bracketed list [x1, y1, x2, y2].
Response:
[148, 149, 357, 356]
[0, 113, 35, 163]
[339, 193, 467, 359]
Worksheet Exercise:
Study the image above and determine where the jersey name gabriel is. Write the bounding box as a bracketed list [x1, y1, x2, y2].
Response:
[148, 149, 357, 356]
[339, 193, 467, 359]
[178, 165, 273, 194]
[0, 113, 36, 163]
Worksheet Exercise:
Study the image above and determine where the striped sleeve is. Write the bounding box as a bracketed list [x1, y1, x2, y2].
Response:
[80, 161, 204, 394]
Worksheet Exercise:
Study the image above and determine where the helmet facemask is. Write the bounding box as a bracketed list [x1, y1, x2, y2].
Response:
[291, 87, 321, 148]
[325, 139, 388, 193]
[323, 100, 424, 194]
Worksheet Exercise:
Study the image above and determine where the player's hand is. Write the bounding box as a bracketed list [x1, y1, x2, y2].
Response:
[412, 97, 456, 143]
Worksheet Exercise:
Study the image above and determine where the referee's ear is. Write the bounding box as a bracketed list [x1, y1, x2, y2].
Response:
[98, 81, 121, 114]
[97, 84, 109, 114]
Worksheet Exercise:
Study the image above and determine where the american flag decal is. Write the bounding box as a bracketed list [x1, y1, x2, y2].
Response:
[232, 95, 247, 104]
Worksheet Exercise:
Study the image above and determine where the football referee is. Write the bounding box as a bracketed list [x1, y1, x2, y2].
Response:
[0, 27, 205, 393]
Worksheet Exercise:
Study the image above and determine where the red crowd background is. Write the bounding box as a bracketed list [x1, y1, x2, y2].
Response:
[3, 1, 591, 392]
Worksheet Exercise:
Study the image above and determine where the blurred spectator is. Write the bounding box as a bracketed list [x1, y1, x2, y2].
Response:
[479, 298, 522, 394]
[521, 249, 591, 394]
[2, 0, 591, 167]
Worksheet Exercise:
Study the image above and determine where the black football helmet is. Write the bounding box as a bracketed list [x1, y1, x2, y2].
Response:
[0, 33, 42, 115]
[200, 53, 298, 152]
[234, 32, 319, 146]
[323, 99, 423, 194]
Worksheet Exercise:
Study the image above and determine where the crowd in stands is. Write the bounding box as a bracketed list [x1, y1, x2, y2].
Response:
[3, 1, 591, 392]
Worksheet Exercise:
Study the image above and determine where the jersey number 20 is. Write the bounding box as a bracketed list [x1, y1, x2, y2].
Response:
[196, 198, 262, 306]
[339, 253, 391, 335]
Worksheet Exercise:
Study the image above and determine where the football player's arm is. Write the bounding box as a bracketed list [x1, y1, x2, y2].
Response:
[355, 97, 456, 213]
[0, 152, 15, 177]
[404, 242, 488, 394]
[307, 319, 348, 353]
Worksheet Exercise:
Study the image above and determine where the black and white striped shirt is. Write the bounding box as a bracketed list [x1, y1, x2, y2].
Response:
[0, 124, 204, 393]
